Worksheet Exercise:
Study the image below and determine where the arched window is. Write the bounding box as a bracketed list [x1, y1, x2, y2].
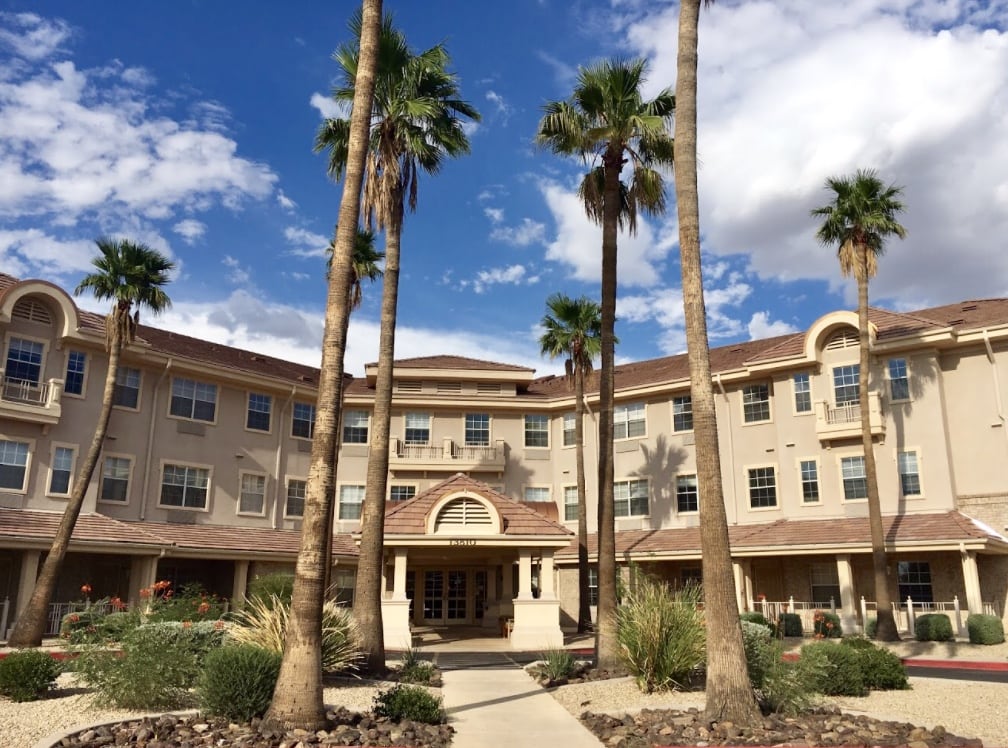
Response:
[11, 297, 53, 326]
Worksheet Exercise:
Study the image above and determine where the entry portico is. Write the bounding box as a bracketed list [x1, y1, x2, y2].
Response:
[365, 473, 573, 650]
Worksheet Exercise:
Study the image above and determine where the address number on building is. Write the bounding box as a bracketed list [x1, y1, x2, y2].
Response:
[449, 539, 477, 546]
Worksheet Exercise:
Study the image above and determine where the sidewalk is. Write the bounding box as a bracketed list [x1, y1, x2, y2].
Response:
[441, 667, 600, 748]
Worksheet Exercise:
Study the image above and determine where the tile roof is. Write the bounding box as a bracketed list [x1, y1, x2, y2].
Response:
[369, 355, 534, 373]
[383, 473, 573, 537]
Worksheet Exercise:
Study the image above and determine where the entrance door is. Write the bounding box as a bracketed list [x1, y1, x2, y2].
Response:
[446, 570, 467, 621]
[422, 569, 469, 624]
[423, 570, 444, 622]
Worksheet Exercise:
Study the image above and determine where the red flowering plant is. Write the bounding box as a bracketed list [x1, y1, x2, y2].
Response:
[813, 610, 842, 639]
[141, 581, 226, 624]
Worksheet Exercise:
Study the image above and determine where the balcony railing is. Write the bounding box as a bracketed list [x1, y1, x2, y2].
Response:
[814, 391, 885, 442]
[389, 437, 506, 473]
[0, 371, 63, 425]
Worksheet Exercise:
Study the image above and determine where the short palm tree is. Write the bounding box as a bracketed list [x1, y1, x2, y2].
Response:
[536, 58, 674, 670]
[326, 228, 384, 311]
[539, 293, 603, 633]
[314, 10, 479, 673]
[7, 238, 173, 647]
[812, 167, 907, 642]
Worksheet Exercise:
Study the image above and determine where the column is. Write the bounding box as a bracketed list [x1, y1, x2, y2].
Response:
[392, 548, 408, 600]
[517, 549, 533, 600]
[961, 549, 983, 614]
[231, 560, 250, 611]
[381, 547, 412, 649]
[732, 561, 745, 612]
[539, 550, 556, 599]
[15, 550, 40, 617]
[835, 554, 857, 633]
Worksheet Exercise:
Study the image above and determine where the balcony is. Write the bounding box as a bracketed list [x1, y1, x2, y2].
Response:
[814, 392, 885, 442]
[389, 437, 507, 473]
[0, 371, 63, 426]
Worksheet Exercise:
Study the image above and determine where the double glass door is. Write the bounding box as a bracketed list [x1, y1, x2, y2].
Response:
[422, 570, 467, 624]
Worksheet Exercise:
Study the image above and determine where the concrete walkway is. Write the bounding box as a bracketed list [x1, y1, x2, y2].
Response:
[441, 666, 601, 748]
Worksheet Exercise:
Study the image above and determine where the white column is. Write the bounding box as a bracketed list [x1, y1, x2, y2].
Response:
[231, 560, 250, 611]
[517, 549, 533, 600]
[16, 550, 40, 617]
[835, 554, 857, 633]
[540, 550, 556, 600]
[380, 553, 388, 600]
[961, 549, 983, 614]
[732, 561, 745, 612]
[392, 548, 408, 600]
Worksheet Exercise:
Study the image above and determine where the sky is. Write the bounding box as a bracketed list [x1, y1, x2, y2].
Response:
[2, 1, 1007, 377]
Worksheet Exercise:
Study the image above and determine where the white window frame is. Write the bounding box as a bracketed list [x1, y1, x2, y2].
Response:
[523, 485, 551, 502]
[3, 333, 48, 387]
[741, 383, 772, 424]
[797, 457, 821, 505]
[237, 470, 268, 517]
[746, 464, 779, 511]
[614, 478, 649, 518]
[0, 437, 33, 494]
[63, 349, 89, 399]
[157, 460, 213, 511]
[838, 454, 868, 503]
[675, 473, 699, 514]
[613, 402, 646, 440]
[672, 395, 693, 433]
[792, 372, 812, 415]
[389, 483, 418, 502]
[98, 453, 134, 505]
[46, 442, 76, 498]
[897, 448, 923, 498]
[832, 364, 860, 406]
[562, 484, 578, 522]
[292, 402, 316, 440]
[888, 358, 911, 402]
[404, 412, 431, 446]
[112, 366, 142, 411]
[562, 413, 576, 447]
[338, 483, 365, 520]
[168, 376, 218, 424]
[342, 409, 370, 444]
[245, 392, 273, 434]
[464, 413, 491, 447]
[284, 476, 307, 519]
[523, 414, 549, 448]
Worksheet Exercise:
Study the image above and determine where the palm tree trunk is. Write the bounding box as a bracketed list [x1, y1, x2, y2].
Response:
[575, 367, 591, 633]
[674, 0, 759, 723]
[858, 255, 898, 640]
[7, 311, 125, 647]
[594, 146, 621, 670]
[354, 202, 404, 674]
[265, 0, 382, 730]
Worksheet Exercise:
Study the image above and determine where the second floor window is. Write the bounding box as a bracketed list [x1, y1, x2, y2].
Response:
[292, 403, 316, 439]
[524, 414, 549, 447]
[160, 463, 210, 509]
[614, 478, 648, 517]
[748, 467, 777, 508]
[239, 473, 266, 515]
[832, 365, 859, 405]
[898, 451, 921, 496]
[404, 412, 430, 445]
[672, 395, 693, 432]
[170, 377, 217, 422]
[286, 479, 306, 518]
[742, 384, 771, 423]
[793, 373, 811, 413]
[676, 474, 698, 513]
[113, 367, 141, 409]
[99, 456, 131, 503]
[564, 485, 578, 521]
[49, 446, 74, 495]
[339, 484, 365, 520]
[5, 337, 42, 384]
[841, 456, 868, 500]
[343, 410, 369, 444]
[465, 413, 490, 446]
[246, 393, 272, 432]
[524, 486, 550, 502]
[889, 358, 910, 401]
[562, 413, 576, 446]
[613, 403, 646, 439]
[64, 351, 86, 395]
[0, 440, 30, 491]
[389, 484, 416, 502]
[800, 459, 819, 502]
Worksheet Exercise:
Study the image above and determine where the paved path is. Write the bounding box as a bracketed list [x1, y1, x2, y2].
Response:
[441, 664, 601, 748]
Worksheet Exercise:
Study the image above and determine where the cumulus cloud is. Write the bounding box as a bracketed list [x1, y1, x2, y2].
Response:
[748, 311, 799, 340]
[222, 255, 250, 286]
[284, 226, 330, 258]
[471, 264, 539, 293]
[490, 217, 546, 247]
[0, 229, 95, 278]
[173, 219, 206, 244]
[0, 12, 71, 61]
[276, 190, 296, 211]
[485, 90, 512, 123]
[309, 92, 345, 119]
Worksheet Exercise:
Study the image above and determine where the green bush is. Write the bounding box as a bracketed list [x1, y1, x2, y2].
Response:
[72, 621, 226, 709]
[198, 645, 281, 722]
[616, 574, 705, 693]
[840, 635, 875, 650]
[800, 641, 867, 696]
[760, 655, 823, 716]
[915, 613, 954, 642]
[777, 613, 803, 637]
[966, 614, 1005, 645]
[864, 617, 877, 638]
[858, 646, 908, 690]
[538, 647, 576, 681]
[144, 583, 227, 623]
[247, 573, 295, 607]
[740, 620, 775, 688]
[98, 610, 142, 642]
[813, 611, 842, 638]
[373, 684, 444, 724]
[0, 650, 62, 702]
[397, 646, 437, 684]
[740, 612, 771, 628]
[229, 594, 360, 673]
[59, 608, 106, 644]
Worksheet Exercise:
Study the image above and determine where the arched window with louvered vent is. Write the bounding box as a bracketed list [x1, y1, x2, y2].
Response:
[11, 298, 53, 326]
[825, 328, 859, 350]
[433, 496, 497, 534]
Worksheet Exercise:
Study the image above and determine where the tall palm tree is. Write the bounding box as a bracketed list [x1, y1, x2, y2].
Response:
[315, 11, 479, 674]
[539, 293, 603, 633]
[673, 0, 760, 723]
[264, 0, 382, 731]
[812, 168, 907, 642]
[7, 238, 173, 647]
[536, 58, 674, 670]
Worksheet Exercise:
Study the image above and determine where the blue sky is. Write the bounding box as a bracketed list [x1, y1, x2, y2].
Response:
[2, 2, 1008, 376]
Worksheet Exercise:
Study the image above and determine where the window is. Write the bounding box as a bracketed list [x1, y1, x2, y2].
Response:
[613, 402, 646, 439]
[889, 358, 910, 401]
[339, 484, 365, 520]
[113, 367, 141, 409]
[832, 365, 859, 405]
[898, 451, 921, 496]
[49, 446, 74, 495]
[389, 484, 416, 502]
[4, 337, 43, 384]
[524, 414, 549, 447]
[742, 384, 771, 423]
[239, 473, 266, 515]
[840, 456, 868, 500]
[799, 459, 819, 503]
[563, 485, 578, 522]
[524, 486, 550, 502]
[246, 393, 272, 432]
[672, 395, 693, 432]
[170, 377, 217, 422]
[0, 440, 30, 491]
[342, 410, 369, 444]
[676, 474, 698, 513]
[465, 413, 490, 446]
[334, 567, 355, 606]
[99, 456, 131, 503]
[587, 566, 599, 607]
[793, 373, 811, 414]
[897, 561, 933, 603]
[562, 413, 576, 446]
[810, 564, 841, 605]
[614, 479, 649, 517]
[748, 467, 777, 508]
[64, 351, 86, 396]
[292, 403, 316, 439]
[285, 479, 306, 518]
[160, 463, 210, 509]
[404, 412, 430, 445]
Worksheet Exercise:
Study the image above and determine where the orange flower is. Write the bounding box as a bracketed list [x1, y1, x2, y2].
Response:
[182, 620, 192, 628]
[80, 583, 92, 595]
[139, 588, 151, 599]
[69, 613, 79, 623]
[197, 601, 210, 614]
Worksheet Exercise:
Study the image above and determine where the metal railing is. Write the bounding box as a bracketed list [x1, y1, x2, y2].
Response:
[825, 401, 860, 425]
[45, 600, 113, 637]
[1, 376, 49, 405]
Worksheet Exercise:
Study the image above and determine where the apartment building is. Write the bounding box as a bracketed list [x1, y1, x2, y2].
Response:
[1, 272, 1006, 647]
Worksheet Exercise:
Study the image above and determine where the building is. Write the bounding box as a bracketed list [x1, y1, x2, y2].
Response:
[1, 272, 1006, 647]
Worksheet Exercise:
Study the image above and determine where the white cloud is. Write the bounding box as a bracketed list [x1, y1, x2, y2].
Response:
[484, 207, 504, 223]
[472, 264, 537, 293]
[284, 226, 330, 258]
[0, 228, 95, 278]
[222, 255, 250, 286]
[748, 311, 799, 340]
[173, 219, 206, 244]
[276, 189, 297, 211]
[0, 12, 71, 61]
[490, 217, 546, 247]
[309, 92, 346, 119]
[485, 90, 512, 123]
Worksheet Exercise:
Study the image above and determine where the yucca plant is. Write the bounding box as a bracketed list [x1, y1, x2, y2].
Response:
[228, 594, 362, 673]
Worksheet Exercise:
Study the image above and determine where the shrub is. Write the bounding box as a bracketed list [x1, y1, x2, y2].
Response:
[760, 654, 823, 716]
[864, 617, 877, 638]
[143, 582, 227, 623]
[915, 613, 954, 642]
[859, 646, 909, 690]
[741, 620, 775, 688]
[0, 650, 62, 702]
[538, 647, 576, 681]
[198, 645, 281, 722]
[247, 573, 295, 607]
[97, 610, 142, 642]
[373, 684, 444, 724]
[397, 646, 437, 685]
[229, 594, 360, 673]
[813, 611, 842, 639]
[966, 614, 1005, 645]
[59, 608, 106, 644]
[616, 574, 705, 693]
[740, 612, 771, 628]
[777, 613, 803, 638]
[800, 641, 866, 696]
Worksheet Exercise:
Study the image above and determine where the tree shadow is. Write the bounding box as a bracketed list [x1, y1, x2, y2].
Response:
[632, 434, 688, 529]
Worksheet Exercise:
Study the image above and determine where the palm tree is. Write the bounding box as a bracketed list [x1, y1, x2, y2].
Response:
[673, 0, 760, 723]
[539, 293, 603, 634]
[314, 11, 479, 674]
[812, 168, 907, 642]
[264, 0, 382, 731]
[7, 238, 173, 647]
[536, 58, 674, 670]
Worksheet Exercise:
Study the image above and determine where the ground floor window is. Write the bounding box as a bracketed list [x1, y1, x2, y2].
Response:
[333, 568, 355, 606]
[587, 566, 599, 607]
[810, 563, 841, 605]
[897, 561, 933, 603]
